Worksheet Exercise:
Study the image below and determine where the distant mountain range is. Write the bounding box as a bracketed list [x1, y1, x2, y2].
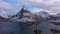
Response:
[0, 7, 60, 22]
[37, 11, 50, 18]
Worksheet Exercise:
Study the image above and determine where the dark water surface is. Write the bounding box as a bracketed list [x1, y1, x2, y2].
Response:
[0, 22, 22, 34]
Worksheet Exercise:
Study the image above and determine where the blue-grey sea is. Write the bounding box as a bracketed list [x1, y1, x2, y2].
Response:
[0, 22, 22, 34]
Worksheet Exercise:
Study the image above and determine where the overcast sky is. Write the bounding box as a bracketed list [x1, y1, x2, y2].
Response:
[0, 0, 60, 14]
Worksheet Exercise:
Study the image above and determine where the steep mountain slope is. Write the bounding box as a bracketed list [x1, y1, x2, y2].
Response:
[9, 7, 35, 22]
[37, 11, 50, 18]
[0, 15, 9, 22]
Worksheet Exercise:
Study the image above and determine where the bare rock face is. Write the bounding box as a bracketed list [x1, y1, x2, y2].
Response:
[50, 22, 60, 25]
[50, 29, 60, 33]
[0, 15, 10, 22]
[9, 6, 40, 23]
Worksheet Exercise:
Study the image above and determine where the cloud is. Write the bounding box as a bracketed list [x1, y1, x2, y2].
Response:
[0, 0, 14, 18]
[16, 0, 60, 13]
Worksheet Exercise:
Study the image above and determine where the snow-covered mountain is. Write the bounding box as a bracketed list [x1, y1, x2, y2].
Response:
[56, 13, 60, 16]
[0, 15, 9, 22]
[37, 11, 50, 19]
[9, 6, 36, 22]
[0, 8, 14, 18]
[0, 2, 14, 22]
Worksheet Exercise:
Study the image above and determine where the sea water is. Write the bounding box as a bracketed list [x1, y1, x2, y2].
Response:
[0, 22, 22, 34]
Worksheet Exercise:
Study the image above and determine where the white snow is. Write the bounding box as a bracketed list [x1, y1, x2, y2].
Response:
[37, 11, 50, 18]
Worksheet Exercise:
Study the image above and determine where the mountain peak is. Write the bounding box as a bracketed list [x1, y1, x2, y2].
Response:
[20, 6, 31, 13]
[22, 6, 26, 10]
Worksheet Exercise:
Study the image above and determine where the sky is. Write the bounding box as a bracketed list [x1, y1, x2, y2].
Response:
[0, 0, 60, 15]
